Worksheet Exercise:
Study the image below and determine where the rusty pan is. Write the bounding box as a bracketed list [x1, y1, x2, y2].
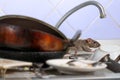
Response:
[0, 15, 81, 63]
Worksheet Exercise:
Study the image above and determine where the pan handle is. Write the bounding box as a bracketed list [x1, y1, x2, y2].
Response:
[70, 30, 81, 44]
[64, 30, 81, 50]
[55, 1, 106, 28]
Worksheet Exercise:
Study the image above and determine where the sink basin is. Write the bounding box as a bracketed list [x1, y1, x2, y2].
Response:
[98, 40, 120, 60]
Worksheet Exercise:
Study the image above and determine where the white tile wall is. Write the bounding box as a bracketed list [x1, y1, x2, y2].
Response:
[0, 0, 119, 39]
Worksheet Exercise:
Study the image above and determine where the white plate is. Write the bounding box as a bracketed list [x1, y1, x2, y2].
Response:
[46, 59, 107, 74]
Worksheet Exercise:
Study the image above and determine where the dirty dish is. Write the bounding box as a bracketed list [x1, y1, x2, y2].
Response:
[46, 59, 107, 74]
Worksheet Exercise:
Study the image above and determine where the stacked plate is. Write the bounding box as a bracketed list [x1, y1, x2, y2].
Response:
[46, 59, 107, 74]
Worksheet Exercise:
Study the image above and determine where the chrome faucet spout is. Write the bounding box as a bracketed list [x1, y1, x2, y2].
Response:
[55, 1, 106, 28]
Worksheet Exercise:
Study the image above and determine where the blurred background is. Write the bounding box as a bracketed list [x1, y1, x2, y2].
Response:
[0, 0, 120, 40]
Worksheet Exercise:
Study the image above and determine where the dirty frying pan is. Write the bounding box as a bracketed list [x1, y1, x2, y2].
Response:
[0, 15, 81, 63]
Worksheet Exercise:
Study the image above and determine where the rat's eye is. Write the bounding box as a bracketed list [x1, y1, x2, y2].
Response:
[93, 41, 97, 43]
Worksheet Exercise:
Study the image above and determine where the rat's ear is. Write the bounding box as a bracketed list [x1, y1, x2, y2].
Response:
[86, 38, 92, 43]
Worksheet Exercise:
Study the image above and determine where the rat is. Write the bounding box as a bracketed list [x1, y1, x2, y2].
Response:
[73, 38, 100, 52]
[63, 38, 101, 59]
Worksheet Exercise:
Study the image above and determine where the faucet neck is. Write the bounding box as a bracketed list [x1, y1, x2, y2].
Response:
[55, 1, 106, 28]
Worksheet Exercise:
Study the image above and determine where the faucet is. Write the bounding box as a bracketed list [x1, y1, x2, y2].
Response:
[55, 1, 106, 28]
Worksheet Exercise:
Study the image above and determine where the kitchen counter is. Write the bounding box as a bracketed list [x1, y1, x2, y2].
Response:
[0, 40, 120, 80]
[1, 68, 120, 80]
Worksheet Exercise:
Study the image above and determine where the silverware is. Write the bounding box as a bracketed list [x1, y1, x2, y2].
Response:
[114, 55, 120, 62]
[67, 59, 102, 67]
